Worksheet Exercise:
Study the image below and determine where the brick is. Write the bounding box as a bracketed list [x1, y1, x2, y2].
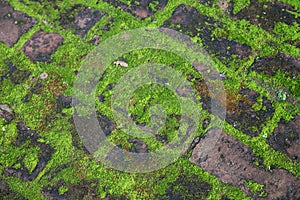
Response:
[190, 128, 300, 199]
[0, 1, 36, 47]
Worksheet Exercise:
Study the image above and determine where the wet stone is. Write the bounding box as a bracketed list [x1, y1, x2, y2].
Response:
[226, 95, 274, 137]
[163, 4, 215, 39]
[267, 115, 300, 164]
[252, 52, 300, 78]
[189, 128, 300, 199]
[103, 0, 168, 19]
[163, 4, 252, 60]
[0, 1, 37, 47]
[158, 174, 212, 200]
[60, 6, 104, 38]
[22, 30, 64, 62]
[194, 80, 271, 136]
[96, 111, 116, 136]
[232, 0, 300, 31]
[204, 38, 252, 60]
[56, 94, 72, 113]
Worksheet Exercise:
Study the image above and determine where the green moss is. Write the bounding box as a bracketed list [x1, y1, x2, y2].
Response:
[233, 0, 250, 14]
[58, 185, 68, 195]
[244, 180, 267, 197]
[1, 0, 300, 199]
[23, 146, 39, 174]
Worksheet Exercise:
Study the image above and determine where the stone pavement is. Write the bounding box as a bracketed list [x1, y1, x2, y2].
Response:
[0, 0, 299, 199]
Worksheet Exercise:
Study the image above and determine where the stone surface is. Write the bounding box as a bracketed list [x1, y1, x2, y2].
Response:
[233, 0, 300, 31]
[194, 80, 274, 137]
[252, 52, 300, 78]
[0, 1, 36, 47]
[268, 115, 300, 164]
[103, 0, 168, 19]
[163, 4, 252, 61]
[190, 128, 300, 199]
[60, 6, 104, 38]
[22, 30, 64, 62]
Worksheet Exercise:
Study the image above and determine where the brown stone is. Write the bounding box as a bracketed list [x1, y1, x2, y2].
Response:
[0, 1, 36, 47]
[22, 30, 63, 62]
[190, 128, 300, 199]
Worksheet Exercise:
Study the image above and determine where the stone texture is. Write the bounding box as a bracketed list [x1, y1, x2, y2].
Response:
[268, 115, 300, 164]
[22, 30, 64, 62]
[190, 128, 300, 199]
[60, 6, 104, 38]
[0, 1, 36, 47]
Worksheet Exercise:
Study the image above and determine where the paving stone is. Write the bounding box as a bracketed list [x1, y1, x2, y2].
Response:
[267, 115, 300, 164]
[252, 52, 300, 78]
[22, 30, 64, 62]
[232, 0, 300, 31]
[194, 80, 274, 136]
[189, 128, 300, 199]
[1, 0, 300, 199]
[163, 4, 215, 40]
[60, 6, 104, 38]
[163, 4, 252, 60]
[103, 0, 168, 19]
[0, 1, 36, 47]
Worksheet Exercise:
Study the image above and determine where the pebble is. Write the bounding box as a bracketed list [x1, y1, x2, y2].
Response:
[40, 72, 48, 79]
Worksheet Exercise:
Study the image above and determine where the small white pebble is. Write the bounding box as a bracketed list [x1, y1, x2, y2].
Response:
[113, 61, 128, 67]
[0, 104, 13, 115]
[40, 72, 48, 79]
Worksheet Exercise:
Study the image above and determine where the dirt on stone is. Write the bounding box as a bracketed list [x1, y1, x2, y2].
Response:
[103, 0, 168, 19]
[0, 1, 37, 47]
[22, 30, 64, 62]
[267, 115, 300, 164]
[252, 52, 300, 78]
[232, 0, 300, 31]
[190, 128, 300, 200]
[60, 5, 104, 38]
[194, 79, 274, 137]
[163, 4, 253, 62]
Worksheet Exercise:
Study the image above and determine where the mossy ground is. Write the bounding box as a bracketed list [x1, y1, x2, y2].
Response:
[0, 0, 299, 199]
